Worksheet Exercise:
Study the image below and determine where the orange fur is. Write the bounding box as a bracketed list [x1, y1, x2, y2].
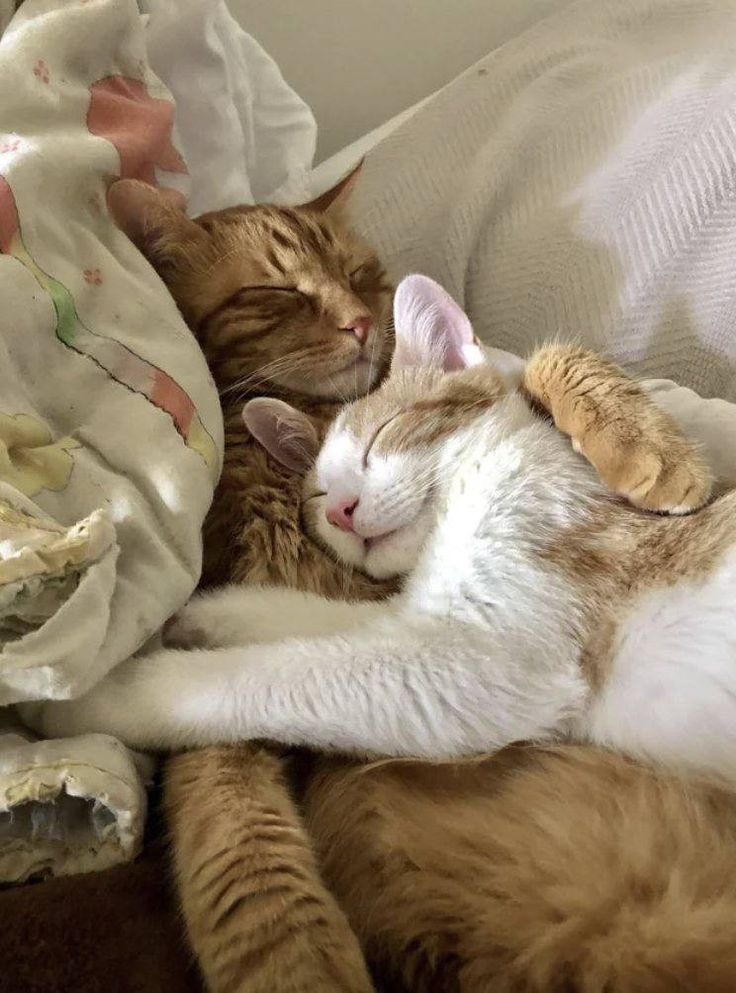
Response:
[523, 344, 712, 513]
[305, 747, 736, 993]
[166, 746, 373, 993]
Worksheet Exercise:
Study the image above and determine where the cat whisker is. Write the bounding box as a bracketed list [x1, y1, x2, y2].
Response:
[221, 368, 281, 399]
[341, 561, 353, 600]
[375, 467, 442, 520]
[221, 353, 312, 399]
[365, 319, 381, 395]
[233, 355, 303, 387]
[325, 373, 350, 406]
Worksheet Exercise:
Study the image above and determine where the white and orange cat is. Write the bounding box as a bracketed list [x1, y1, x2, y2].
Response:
[30, 275, 735, 788]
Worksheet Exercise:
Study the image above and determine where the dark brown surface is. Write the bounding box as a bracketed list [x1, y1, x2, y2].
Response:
[0, 834, 201, 993]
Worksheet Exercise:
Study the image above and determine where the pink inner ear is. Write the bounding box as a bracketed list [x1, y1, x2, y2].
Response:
[393, 274, 483, 371]
[242, 398, 318, 473]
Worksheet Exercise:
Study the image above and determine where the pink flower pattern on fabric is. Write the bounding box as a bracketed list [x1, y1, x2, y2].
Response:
[0, 175, 20, 255]
[33, 60, 49, 84]
[0, 73, 214, 472]
[87, 76, 187, 185]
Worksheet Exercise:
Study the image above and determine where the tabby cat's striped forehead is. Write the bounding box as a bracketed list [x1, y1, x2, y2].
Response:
[196, 204, 374, 280]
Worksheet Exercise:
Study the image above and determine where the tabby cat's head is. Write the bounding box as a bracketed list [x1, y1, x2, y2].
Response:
[109, 174, 393, 400]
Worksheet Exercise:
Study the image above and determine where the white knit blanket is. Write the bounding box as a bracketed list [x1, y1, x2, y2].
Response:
[351, 0, 736, 403]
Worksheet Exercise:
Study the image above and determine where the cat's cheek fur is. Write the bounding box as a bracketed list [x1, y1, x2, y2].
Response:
[353, 450, 429, 539]
[317, 354, 382, 400]
[316, 426, 365, 504]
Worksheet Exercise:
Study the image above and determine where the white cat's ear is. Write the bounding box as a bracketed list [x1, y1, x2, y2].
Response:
[242, 398, 320, 473]
[391, 274, 485, 373]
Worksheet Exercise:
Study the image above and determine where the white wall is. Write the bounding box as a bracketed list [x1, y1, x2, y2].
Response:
[227, 1, 568, 161]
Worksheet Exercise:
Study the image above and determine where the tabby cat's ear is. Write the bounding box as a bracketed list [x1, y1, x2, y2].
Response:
[107, 179, 207, 270]
[242, 398, 320, 473]
[303, 160, 363, 219]
[392, 274, 485, 373]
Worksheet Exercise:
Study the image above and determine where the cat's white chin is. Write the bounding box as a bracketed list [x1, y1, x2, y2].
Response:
[311, 503, 433, 580]
[362, 518, 428, 578]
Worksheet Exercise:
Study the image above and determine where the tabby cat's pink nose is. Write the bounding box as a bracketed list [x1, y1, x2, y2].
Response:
[326, 499, 359, 532]
[343, 315, 373, 343]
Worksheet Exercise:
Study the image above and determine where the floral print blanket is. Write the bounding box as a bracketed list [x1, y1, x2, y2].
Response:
[0, 0, 224, 881]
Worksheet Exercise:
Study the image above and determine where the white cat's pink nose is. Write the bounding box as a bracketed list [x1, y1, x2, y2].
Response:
[342, 315, 373, 343]
[326, 499, 359, 532]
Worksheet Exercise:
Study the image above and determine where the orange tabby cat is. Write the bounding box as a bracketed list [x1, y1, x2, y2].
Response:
[110, 173, 392, 993]
[108, 172, 394, 592]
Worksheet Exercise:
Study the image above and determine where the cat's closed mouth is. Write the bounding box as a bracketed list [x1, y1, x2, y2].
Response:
[363, 529, 397, 552]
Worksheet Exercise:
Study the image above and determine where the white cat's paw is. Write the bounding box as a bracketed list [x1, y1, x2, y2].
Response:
[162, 607, 214, 649]
[19, 690, 122, 742]
[162, 590, 255, 649]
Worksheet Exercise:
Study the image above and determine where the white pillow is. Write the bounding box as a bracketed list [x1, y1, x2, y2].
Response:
[349, 0, 736, 404]
[643, 380, 736, 487]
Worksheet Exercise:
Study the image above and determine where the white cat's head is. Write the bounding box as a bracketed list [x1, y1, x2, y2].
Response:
[243, 274, 508, 578]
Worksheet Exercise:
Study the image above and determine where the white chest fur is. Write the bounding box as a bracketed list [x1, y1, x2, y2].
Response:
[406, 402, 600, 719]
[584, 547, 736, 783]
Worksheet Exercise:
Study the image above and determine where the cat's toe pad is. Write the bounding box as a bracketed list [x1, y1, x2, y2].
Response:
[580, 432, 712, 515]
[620, 458, 711, 514]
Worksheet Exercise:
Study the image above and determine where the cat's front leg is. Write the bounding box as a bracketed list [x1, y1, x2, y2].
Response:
[523, 344, 713, 513]
[32, 613, 586, 757]
[164, 584, 387, 649]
